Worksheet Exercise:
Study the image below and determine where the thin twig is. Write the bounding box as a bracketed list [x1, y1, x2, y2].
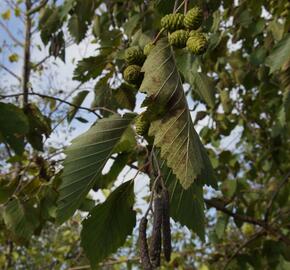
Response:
[27, 0, 49, 15]
[152, 28, 165, 45]
[173, 0, 179, 13]
[0, 63, 21, 81]
[0, 20, 24, 47]
[175, 0, 186, 13]
[0, 92, 102, 118]
[184, 0, 189, 14]
[22, 0, 32, 107]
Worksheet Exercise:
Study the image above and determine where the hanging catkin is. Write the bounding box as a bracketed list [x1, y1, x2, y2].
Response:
[150, 195, 163, 267]
[161, 188, 171, 262]
[139, 217, 153, 270]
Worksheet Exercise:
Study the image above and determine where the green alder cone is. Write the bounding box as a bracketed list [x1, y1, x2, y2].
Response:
[186, 31, 208, 55]
[125, 46, 145, 65]
[161, 13, 185, 32]
[123, 65, 142, 84]
[168, 29, 189, 48]
[135, 113, 150, 136]
[143, 42, 155, 56]
[184, 7, 203, 30]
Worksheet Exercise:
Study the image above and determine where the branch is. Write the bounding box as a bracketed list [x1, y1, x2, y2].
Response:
[0, 20, 24, 47]
[184, 0, 189, 14]
[27, 0, 49, 16]
[0, 63, 21, 81]
[173, 0, 179, 12]
[205, 198, 290, 246]
[0, 92, 102, 118]
[22, 0, 33, 107]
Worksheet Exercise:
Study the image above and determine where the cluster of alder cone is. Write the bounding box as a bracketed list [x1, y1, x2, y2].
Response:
[123, 6, 208, 87]
[139, 185, 171, 270]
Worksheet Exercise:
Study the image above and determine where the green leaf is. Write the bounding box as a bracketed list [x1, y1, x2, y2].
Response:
[59, 0, 76, 19]
[175, 51, 216, 108]
[191, 72, 216, 109]
[215, 213, 229, 239]
[140, 38, 216, 189]
[113, 83, 137, 111]
[123, 14, 141, 38]
[24, 103, 52, 151]
[95, 153, 130, 190]
[91, 74, 114, 116]
[68, 90, 89, 123]
[221, 180, 237, 198]
[56, 114, 134, 223]
[68, 14, 88, 44]
[157, 156, 205, 240]
[0, 102, 29, 154]
[73, 55, 108, 82]
[81, 181, 136, 268]
[0, 179, 17, 204]
[3, 197, 39, 242]
[266, 34, 290, 73]
[39, 7, 62, 45]
[113, 125, 136, 153]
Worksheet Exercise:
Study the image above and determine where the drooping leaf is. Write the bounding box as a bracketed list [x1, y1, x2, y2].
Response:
[39, 7, 62, 45]
[49, 31, 66, 61]
[3, 197, 39, 242]
[191, 72, 216, 109]
[56, 114, 134, 223]
[0, 102, 29, 154]
[0, 178, 18, 204]
[94, 153, 130, 190]
[59, 0, 76, 19]
[68, 14, 88, 44]
[266, 34, 290, 73]
[140, 38, 216, 189]
[155, 155, 205, 240]
[24, 103, 52, 151]
[73, 55, 108, 82]
[123, 14, 141, 38]
[91, 74, 114, 116]
[81, 181, 136, 268]
[67, 90, 89, 123]
[175, 51, 216, 108]
[113, 83, 137, 111]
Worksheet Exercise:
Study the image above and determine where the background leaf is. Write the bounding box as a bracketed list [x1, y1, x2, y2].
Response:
[81, 181, 136, 268]
[3, 197, 39, 243]
[67, 90, 89, 123]
[266, 34, 290, 73]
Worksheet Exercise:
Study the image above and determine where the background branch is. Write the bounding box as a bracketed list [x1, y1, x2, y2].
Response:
[0, 63, 21, 81]
[205, 198, 290, 245]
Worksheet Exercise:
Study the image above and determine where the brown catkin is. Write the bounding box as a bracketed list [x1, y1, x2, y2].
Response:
[161, 189, 171, 262]
[139, 217, 153, 270]
[150, 195, 163, 268]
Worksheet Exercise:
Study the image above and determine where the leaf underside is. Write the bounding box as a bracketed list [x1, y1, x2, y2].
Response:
[56, 114, 133, 223]
[140, 38, 216, 189]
